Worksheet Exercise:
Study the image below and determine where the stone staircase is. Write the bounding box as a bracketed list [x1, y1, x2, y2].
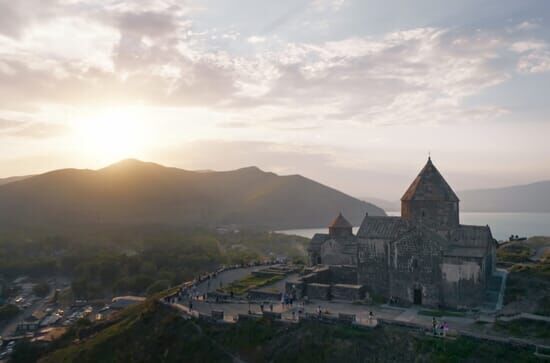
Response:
[481, 270, 507, 312]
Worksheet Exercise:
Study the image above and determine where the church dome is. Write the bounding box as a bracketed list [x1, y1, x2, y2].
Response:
[329, 213, 353, 229]
[401, 157, 460, 228]
[328, 213, 354, 237]
[401, 157, 459, 202]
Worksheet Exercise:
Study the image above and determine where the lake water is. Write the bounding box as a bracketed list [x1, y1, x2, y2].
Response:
[279, 212, 550, 241]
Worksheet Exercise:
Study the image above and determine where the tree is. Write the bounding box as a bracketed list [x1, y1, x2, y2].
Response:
[0, 303, 21, 322]
[33, 281, 51, 297]
[146, 280, 171, 296]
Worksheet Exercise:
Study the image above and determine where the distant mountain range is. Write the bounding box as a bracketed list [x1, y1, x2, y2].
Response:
[0, 159, 384, 231]
[363, 180, 550, 213]
[458, 181, 550, 213]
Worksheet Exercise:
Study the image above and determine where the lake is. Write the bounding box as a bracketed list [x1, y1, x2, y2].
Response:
[279, 212, 550, 241]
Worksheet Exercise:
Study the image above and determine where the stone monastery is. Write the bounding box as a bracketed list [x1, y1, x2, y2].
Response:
[302, 158, 500, 309]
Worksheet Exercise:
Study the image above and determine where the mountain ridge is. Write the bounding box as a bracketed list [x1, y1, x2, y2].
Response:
[364, 179, 550, 213]
[458, 180, 550, 213]
[0, 159, 385, 231]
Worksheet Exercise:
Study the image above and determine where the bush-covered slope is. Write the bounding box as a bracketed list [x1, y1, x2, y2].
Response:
[29, 300, 539, 363]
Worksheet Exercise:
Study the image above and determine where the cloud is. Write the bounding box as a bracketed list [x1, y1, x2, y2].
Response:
[0, 0, 58, 38]
[247, 36, 266, 44]
[517, 49, 550, 74]
[311, 0, 347, 12]
[515, 21, 539, 31]
[0, 1, 545, 130]
[0, 119, 69, 138]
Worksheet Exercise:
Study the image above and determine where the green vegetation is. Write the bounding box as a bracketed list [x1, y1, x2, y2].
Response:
[0, 303, 20, 322]
[497, 244, 531, 263]
[0, 228, 307, 300]
[33, 280, 51, 297]
[499, 237, 550, 316]
[219, 274, 285, 295]
[494, 319, 550, 340]
[17, 300, 540, 363]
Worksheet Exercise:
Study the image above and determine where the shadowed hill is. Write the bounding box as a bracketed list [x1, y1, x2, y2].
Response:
[0, 159, 384, 231]
[0, 175, 32, 186]
[459, 181, 550, 213]
[31, 300, 537, 363]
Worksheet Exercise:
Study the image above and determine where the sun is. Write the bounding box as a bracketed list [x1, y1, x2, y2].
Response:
[73, 107, 148, 165]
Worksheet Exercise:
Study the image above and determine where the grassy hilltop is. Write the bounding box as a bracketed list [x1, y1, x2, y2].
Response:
[10, 300, 539, 363]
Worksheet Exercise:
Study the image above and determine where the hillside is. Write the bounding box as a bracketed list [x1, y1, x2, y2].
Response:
[26, 300, 536, 363]
[362, 180, 550, 213]
[362, 197, 400, 212]
[459, 181, 550, 213]
[0, 159, 384, 231]
[0, 175, 31, 186]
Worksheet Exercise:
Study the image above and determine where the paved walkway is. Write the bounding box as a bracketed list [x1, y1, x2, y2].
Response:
[499, 313, 550, 323]
[165, 264, 549, 351]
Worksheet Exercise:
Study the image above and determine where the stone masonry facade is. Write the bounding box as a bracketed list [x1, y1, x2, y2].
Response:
[304, 158, 498, 309]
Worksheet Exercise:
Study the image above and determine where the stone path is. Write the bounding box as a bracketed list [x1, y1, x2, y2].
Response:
[164, 264, 549, 354]
[395, 308, 418, 323]
[499, 313, 550, 323]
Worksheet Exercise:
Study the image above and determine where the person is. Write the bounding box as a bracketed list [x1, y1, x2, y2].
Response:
[443, 321, 449, 337]
[432, 317, 437, 336]
[369, 311, 374, 325]
[260, 304, 264, 312]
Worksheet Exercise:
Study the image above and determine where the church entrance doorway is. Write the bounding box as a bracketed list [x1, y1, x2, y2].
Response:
[413, 288, 422, 305]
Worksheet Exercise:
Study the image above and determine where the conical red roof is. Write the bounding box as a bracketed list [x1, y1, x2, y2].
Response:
[329, 213, 353, 229]
[401, 157, 459, 202]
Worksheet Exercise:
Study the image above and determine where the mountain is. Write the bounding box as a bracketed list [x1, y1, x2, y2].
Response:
[458, 181, 550, 213]
[361, 197, 400, 212]
[0, 175, 32, 186]
[0, 159, 384, 231]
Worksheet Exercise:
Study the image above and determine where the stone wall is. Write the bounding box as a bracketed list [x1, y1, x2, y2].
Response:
[331, 284, 365, 301]
[388, 230, 443, 307]
[320, 239, 356, 265]
[248, 290, 282, 301]
[306, 283, 331, 300]
[441, 257, 484, 308]
[301, 267, 330, 284]
[402, 200, 459, 230]
[329, 265, 358, 284]
[357, 238, 390, 297]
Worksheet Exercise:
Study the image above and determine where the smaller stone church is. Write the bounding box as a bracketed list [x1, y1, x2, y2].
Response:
[296, 158, 501, 309]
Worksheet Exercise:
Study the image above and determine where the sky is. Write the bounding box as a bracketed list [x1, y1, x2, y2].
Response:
[0, 0, 549, 200]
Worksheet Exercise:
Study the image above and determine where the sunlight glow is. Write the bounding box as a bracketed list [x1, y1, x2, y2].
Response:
[73, 107, 149, 165]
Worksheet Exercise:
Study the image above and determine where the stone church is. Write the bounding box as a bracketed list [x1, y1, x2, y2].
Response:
[305, 158, 499, 309]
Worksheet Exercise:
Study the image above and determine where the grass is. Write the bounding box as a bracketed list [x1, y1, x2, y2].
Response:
[218, 274, 285, 295]
[494, 319, 550, 340]
[29, 301, 543, 363]
[497, 245, 532, 263]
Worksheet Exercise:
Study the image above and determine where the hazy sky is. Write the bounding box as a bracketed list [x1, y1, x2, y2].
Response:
[0, 0, 549, 200]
